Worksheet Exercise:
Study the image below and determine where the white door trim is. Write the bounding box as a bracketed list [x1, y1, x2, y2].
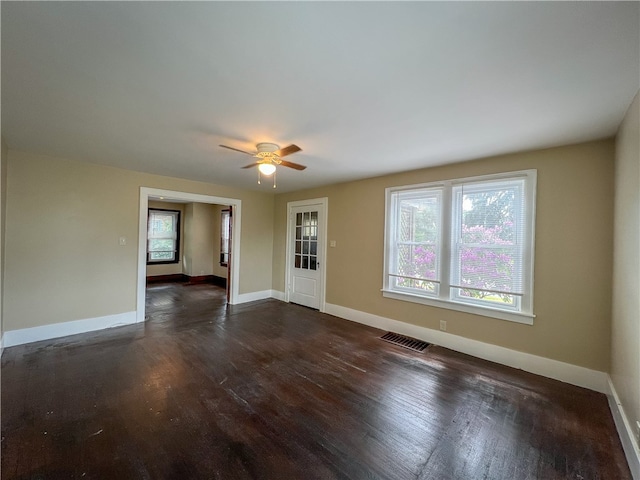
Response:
[285, 197, 328, 312]
[137, 187, 242, 322]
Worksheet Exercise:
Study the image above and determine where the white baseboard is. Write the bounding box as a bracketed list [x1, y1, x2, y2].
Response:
[608, 377, 640, 479]
[2, 311, 138, 348]
[270, 290, 286, 301]
[233, 289, 287, 304]
[233, 290, 275, 304]
[325, 303, 608, 393]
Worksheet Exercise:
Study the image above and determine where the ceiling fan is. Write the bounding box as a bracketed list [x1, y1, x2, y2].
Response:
[219, 143, 306, 186]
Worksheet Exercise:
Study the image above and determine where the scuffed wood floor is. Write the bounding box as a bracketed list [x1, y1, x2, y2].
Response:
[1, 283, 631, 479]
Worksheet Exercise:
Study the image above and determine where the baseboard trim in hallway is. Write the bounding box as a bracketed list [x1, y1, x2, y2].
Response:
[2, 311, 138, 348]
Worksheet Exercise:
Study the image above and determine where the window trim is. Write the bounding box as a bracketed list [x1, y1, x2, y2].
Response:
[146, 208, 181, 265]
[382, 170, 537, 325]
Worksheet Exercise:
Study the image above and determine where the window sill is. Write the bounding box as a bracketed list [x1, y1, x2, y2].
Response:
[381, 289, 534, 325]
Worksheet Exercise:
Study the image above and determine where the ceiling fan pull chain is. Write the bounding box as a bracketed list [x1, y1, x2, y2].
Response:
[273, 170, 277, 189]
[257, 169, 261, 185]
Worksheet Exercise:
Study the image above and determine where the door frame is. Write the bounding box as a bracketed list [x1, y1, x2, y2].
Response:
[285, 197, 328, 312]
[137, 187, 242, 322]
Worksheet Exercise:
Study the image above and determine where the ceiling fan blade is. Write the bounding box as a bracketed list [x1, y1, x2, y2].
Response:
[280, 160, 307, 171]
[219, 145, 256, 156]
[274, 144, 301, 158]
[241, 163, 258, 169]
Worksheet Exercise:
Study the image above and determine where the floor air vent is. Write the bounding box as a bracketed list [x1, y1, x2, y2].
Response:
[380, 332, 429, 352]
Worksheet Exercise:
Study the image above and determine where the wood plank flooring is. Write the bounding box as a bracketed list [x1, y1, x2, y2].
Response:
[1, 283, 631, 479]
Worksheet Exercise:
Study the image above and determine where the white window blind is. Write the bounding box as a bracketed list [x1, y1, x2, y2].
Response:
[147, 209, 179, 263]
[388, 188, 442, 296]
[384, 170, 536, 323]
[450, 179, 526, 311]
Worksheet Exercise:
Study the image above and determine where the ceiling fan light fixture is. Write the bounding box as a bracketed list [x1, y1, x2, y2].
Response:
[258, 162, 276, 176]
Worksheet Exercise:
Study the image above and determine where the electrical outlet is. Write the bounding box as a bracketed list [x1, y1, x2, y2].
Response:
[439, 320, 447, 332]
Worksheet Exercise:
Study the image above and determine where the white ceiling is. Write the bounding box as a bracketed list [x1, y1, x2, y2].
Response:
[2, 2, 639, 193]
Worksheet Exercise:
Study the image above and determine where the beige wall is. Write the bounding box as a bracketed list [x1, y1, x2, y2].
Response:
[2, 139, 620, 373]
[274, 140, 614, 371]
[612, 91, 640, 447]
[146, 200, 185, 277]
[4, 150, 275, 331]
[1, 137, 8, 339]
[184, 203, 216, 277]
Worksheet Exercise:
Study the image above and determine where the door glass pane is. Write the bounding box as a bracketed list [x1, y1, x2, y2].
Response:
[303, 212, 310, 239]
[292, 207, 321, 274]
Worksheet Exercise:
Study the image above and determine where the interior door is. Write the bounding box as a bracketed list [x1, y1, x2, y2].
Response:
[288, 203, 324, 309]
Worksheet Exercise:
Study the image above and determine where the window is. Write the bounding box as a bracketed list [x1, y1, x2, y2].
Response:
[147, 209, 180, 264]
[220, 209, 230, 266]
[294, 210, 319, 270]
[383, 170, 536, 324]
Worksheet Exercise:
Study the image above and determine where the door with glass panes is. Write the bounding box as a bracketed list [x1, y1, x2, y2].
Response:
[289, 204, 323, 309]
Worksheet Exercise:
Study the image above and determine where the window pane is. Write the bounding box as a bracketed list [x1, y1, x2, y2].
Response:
[399, 196, 440, 244]
[393, 276, 438, 294]
[453, 180, 524, 299]
[397, 244, 438, 281]
[150, 251, 175, 261]
[390, 189, 442, 295]
[455, 286, 516, 306]
[149, 214, 176, 238]
[147, 209, 180, 264]
[149, 239, 175, 252]
[220, 210, 230, 265]
[458, 245, 517, 293]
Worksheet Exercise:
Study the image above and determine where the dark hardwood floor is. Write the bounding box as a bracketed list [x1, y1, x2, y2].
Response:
[1, 283, 631, 479]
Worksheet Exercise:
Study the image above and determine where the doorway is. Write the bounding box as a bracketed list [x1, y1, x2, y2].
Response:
[285, 198, 328, 311]
[137, 188, 242, 323]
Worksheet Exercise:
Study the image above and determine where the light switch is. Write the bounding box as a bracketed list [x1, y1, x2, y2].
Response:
[119, 236, 127, 246]
[330, 240, 337, 248]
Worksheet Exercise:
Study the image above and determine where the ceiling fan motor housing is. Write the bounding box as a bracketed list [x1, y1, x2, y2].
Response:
[256, 143, 279, 153]
[255, 143, 281, 164]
